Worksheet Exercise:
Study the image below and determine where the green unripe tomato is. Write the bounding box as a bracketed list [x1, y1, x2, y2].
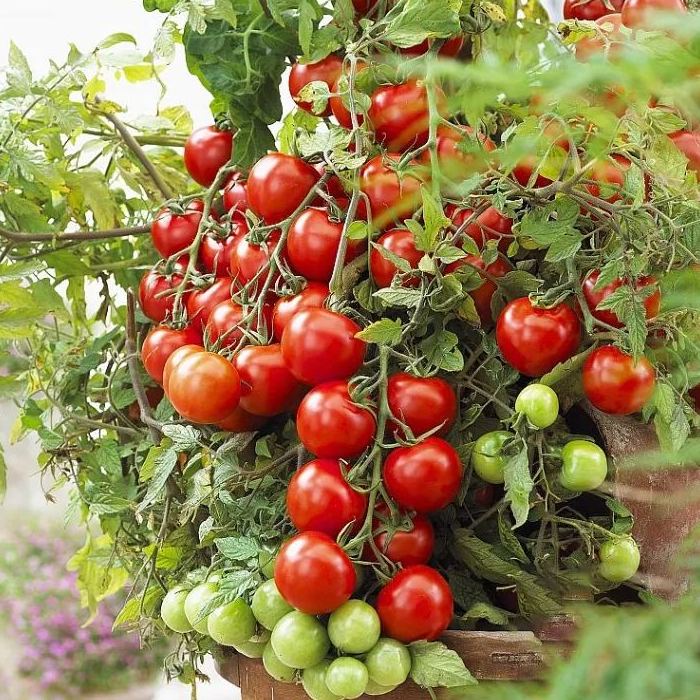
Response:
[326, 658, 369, 700]
[161, 586, 193, 633]
[156, 0, 177, 11]
[365, 638, 411, 687]
[271, 611, 330, 669]
[328, 600, 381, 654]
[515, 383, 559, 429]
[365, 679, 399, 696]
[302, 661, 341, 700]
[263, 641, 296, 683]
[599, 537, 640, 583]
[184, 582, 219, 635]
[259, 549, 277, 579]
[251, 579, 294, 631]
[233, 630, 270, 659]
[471, 431, 514, 484]
[143, 0, 158, 11]
[207, 599, 256, 647]
[560, 439, 608, 492]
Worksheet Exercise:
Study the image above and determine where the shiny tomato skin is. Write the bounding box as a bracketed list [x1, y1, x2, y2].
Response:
[312, 163, 348, 201]
[248, 153, 320, 224]
[274, 532, 356, 615]
[496, 298, 582, 377]
[272, 283, 329, 341]
[401, 35, 465, 57]
[233, 344, 301, 416]
[330, 63, 369, 129]
[446, 205, 512, 251]
[424, 124, 496, 182]
[383, 437, 463, 514]
[671, 130, 700, 174]
[368, 80, 436, 152]
[576, 13, 625, 61]
[206, 300, 273, 350]
[360, 154, 423, 228]
[621, 0, 687, 28]
[564, 0, 623, 20]
[376, 566, 453, 643]
[162, 345, 203, 394]
[216, 405, 267, 432]
[151, 200, 203, 258]
[199, 213, 249, 277]
[296, 381, 376, 459]
[141, 325, 202, 385]
[287, 459, 368, 537]
[373, 509, 435, 567]
[165, 349, 242, 424]
[281, 308, 366, 385]
[289, 56, 344, 116]
[512, 156, 553, 188]
[223, 178, 249, 213]
[582, 270, 660, 328]
[184, 126, 233, 187]
[586, 155, 630, 203]
[446, 254, 512, 326]
[138, 269, 187, 323]
[186, 278, 232, 331]
[583, 345, 656, 415]
[287, 208, 363, 283]
[230, 230, 282, 289]
[370, 228, 423, 288]
[386, 373, 457, 438]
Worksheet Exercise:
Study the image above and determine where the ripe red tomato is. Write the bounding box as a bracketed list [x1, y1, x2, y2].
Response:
[671, 131, 700, 174]
[369, 228, 423, 288]
[424, 124, 495, 182]
[564, 0, 623, 20]
[446, 254, 512, 325]
[272, 283, 329, 341]
[583, 345, 656, 414]
[161, 344, 202, 394]
[372, 508, 435, 567]
[281, 308, 366, 385]
[376, 565, 453, 643]
[287, 208, 363, 283]
[351, 0, 374, 14]
[401, 35, 465, 57]
[582, 270, 661, 328]
[312, 163, 348, 201]
[386, 373, 457, 438]
[230, 230, 282, 289]
[150, 200, 203, 259]
[512, 156, 553, 188]
[247, 153, 320, 224]
[206, 300, 273, 350]
[222, 176, 249, 213]
[287, 459, 368, 538]
[275, 532, 356, 614]
[576, 13, 625, 61]
[186, 278, 232, 331]
[289, 56, 344, 116]
[446, 205, 512, 251]
[216, 405, 266, 432]
[141, 325, 202, 385]
[165, 348, 242, 424]
[139, 269, 188, 323]
[360, 154, 423, 228]
[233, 343, 301, 416]
[199, 212, 249, 277]
[329, 63, 369, 129]
[621, 0, 686, 28]
[296, 381, 376, 459]
[586, 155, 630, 202]
[496, 298, 581, 377]
[184, 126, 233, 187]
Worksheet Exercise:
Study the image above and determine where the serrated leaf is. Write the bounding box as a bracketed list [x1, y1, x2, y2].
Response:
[355, 318, 403, 346]
[417, 187, 450, 253]
[162, 424, 201, 451]
[139, 447, 178, 510]
[215, 536, 259, 562]
[462, 601, 510, 626]
[410, 641, 477, 689]
[503, 441, 534, 528]
[374, 287, 423, 308]
[384, 0, 461, 48]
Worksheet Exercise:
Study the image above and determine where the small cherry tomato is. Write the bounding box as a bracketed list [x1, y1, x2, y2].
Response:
[423, 124, 495, 184]
[271, 611, 331, 669]
[199, 212, 249, 277]
[370, 228, 423, 288]
[383, 437, 463, 513]
[671, 130, 700, 174]
[386, 372, 457, 438]
[272, 283, 329, 341]
[215, 405, 266, 433]
[621, 0, 686, 29]
[184, 126, 233, 187]
[141, 324, 202, 384]
[263, 641, 295, 683]
[326, 657, 369, 699]
[365, 639, 411, 688]
[598, 537, 640, 582]
[289, 55, 344, 116]
[376, 565, 454, 643]
[560, 439, 608, 491]
[186, 278, 232, 331]
[401, 35, 465, 57]
[496, 298, 582, 377]
[296, 381, 376, 459]
[160, 586, 192, 633]
[576, 13, 625, 61]
[564, 0, 623, 19]
[281, 308, 366, 385]
[586, 155, 630, 203]
[207, 599, 256, 647]
[582, 269, 661, 328]
[471, 431, 514, 484]
[582, 345, 656, 415]
[150, 200, 203, 258]
[229, 230, 282, 289]
[330, 62, 369, 129]
[515, 384, 560, 429]
[251, 579, 294, 631]
[275, 532, 356, 615]
[139, 269, 188, 323]
[206, 300, 273, 350]
[372, 508, 435, 568]
[287, 459, 367, 538]
[161, 344, 202, 394]
[222, 177, 249, 213]
[328, 600, 381, 655]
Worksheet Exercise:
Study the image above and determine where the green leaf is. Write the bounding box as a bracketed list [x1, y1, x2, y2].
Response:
[544, 232, 582, 262]
[417, 187, 450, 253]
[374, 287, 423, 308]
[462, 601, 510, 626]
[98, 33, 138, 49]
[113, 585, 163, 630]
[503, 440, 534, 528]
[215, 536, 259, 562]
[7, 42, 32, 90]
[139, 447, 178, 510]
[420, 329, 464, 372]
[519, 197, 578, 246]
[355, 318, 403, 346]
[162, 424, 201, 451]
[409, 641, 477, 688]
[498, 511, 530, 563]
[383, 0, 461, 48]
[654, 382, 690, 453]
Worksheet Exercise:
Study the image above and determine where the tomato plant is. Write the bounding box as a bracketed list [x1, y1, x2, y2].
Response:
[150, 200, 203, 258]
[289, 56, 344, 115]
[183, 126, 234, 187]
